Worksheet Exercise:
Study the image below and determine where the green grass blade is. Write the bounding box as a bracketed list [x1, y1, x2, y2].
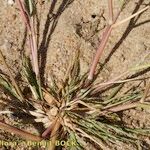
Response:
[0, 74, 21, 100]
[22, 56, 42, 100]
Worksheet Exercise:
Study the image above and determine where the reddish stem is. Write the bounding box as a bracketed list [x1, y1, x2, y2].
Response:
[88, 3, 122, 81]
[88, 25, 113, 80]
[16, 0, 41, 95]
[108, 0, 114, 23]
[0, 121, 43, 141]
[16, 0, 31, 32]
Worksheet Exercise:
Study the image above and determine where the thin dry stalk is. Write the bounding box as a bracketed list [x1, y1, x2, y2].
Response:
[30, 16, 39, 79]
[16, 0, 31, 32]
[140, 80, 150, 103]
[91, 71, 129, 94]
[95, 77, 149, 88]
[108, 0, 114, 24]
[76, 100, 97, 111]
[107, 102, 138, 112]
[113, 6, 150, 28]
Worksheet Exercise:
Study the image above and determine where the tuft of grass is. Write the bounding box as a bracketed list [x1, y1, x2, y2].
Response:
[1, 49, 150, 149]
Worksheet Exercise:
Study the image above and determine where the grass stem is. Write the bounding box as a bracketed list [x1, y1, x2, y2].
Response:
[16, 0, 42, 99]
[113, 6, 150, 28]
[0, 121, 42, 141]
[108, 0, 114, 24]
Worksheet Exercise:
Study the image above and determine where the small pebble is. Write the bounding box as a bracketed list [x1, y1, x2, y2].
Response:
[7, 0, 15, 5]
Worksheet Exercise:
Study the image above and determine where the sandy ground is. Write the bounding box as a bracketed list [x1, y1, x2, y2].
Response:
[0, 0, 150, 149]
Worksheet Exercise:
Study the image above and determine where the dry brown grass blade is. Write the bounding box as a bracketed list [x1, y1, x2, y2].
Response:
[0, 50, 24, 100]
[43, 88, 60, 107]
[140, 80, 150, 103]
[0, 121, 43, 141]
[48, 118, 61, 150]
[16, 0, 31, 32]
[113, 5, 150, 28]
[106, 102, 138, 112]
